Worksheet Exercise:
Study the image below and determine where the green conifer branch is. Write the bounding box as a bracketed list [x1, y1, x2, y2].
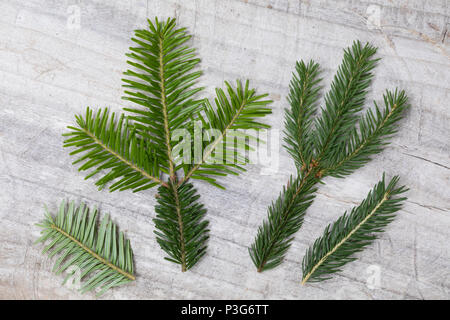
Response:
[301, 174, 408, 284]
[249, 40, 409, 272]
[35, 201, 135, 296]
[63, 17, 271, 272]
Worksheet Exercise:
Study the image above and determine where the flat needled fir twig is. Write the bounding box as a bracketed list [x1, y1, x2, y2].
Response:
[35, 201, 135, 296]
[63, 17, 272, 271]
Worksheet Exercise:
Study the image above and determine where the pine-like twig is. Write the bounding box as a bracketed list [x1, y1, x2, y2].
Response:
[301, 174, 408, 284]
[35, 201, 135, 296]
[249, 41, 409, 272]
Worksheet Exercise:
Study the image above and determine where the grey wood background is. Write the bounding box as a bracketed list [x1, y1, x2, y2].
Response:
[0, 0, 449, 300]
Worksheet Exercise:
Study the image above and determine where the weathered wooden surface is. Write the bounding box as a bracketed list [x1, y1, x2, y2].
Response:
[0, 0, 449, 300]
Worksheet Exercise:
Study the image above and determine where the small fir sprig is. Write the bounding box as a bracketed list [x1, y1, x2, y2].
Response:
[35, 201, 135, 296]
[63, 17, 272, 271]
[301, 174, 408, 284]
[249, 41, 409, 272]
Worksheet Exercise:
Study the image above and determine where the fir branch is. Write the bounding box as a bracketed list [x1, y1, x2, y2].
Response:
[154, 181, 209, 272]
[301, 174, 408, 284]
[63, 17, 271, 271]
[35, 201, 135, 296]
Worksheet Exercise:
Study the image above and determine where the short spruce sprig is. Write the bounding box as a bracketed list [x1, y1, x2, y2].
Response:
[249, 41, 409, 272]
[301, 174, 408, 284]
[35, 201, 135, 296]
[63, 17, 271, 272]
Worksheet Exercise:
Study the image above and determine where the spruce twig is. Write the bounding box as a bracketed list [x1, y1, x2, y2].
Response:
[301, 174, 408, 284]
[249, 41, 409, 272]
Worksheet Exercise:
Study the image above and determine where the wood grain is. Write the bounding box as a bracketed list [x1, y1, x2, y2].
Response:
[0, 0, 448, 299]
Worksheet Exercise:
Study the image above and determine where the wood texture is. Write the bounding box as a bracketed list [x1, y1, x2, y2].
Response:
[0, 0, 449, 299]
